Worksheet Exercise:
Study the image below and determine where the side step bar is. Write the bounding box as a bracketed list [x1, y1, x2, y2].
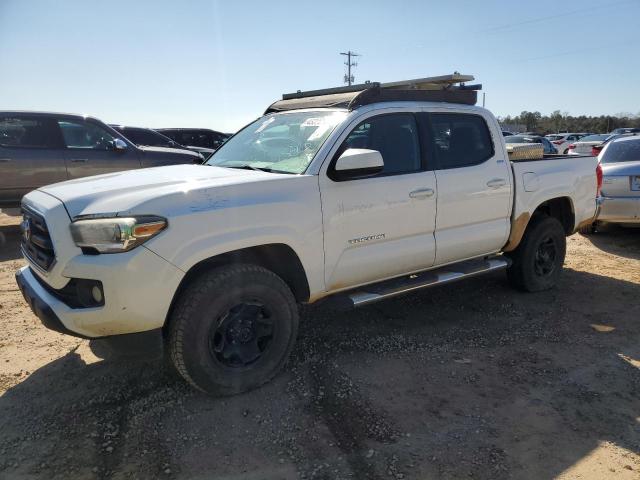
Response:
[326, 256, 510, 309]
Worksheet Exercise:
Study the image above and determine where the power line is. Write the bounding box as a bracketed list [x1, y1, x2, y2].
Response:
[340, 51, 360, 86]
[478, 0, 636, 34]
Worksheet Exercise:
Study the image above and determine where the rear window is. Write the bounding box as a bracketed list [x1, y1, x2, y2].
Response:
[0, 116, 59, 148]
[579, 134, 608, 142]
[601, 139, 640, 163]
[426, 113, 494, 169]
[162, 130, 227, 149]
[120, 128, 173, 147]
[546, 135, 564, 141]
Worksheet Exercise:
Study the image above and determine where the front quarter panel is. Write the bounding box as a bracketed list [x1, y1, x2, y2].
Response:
[141, 175, 325, 297]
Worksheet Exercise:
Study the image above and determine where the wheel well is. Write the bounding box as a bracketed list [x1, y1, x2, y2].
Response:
[163, 244, 310, 333]
[532, 197, 575, 235]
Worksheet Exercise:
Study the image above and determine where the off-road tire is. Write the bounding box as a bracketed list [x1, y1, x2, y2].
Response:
[506, 215, 566, 292]
[167, 264, 299, 396]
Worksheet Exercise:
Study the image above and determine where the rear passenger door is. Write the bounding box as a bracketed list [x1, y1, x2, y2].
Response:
[420, 111, 512, 265]
[0, 114, 67, 205]
[57, 119, 141, 178]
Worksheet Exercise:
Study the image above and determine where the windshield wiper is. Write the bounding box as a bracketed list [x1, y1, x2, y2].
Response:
[225, 164, 271, 172]
[219, 164, 292, 174]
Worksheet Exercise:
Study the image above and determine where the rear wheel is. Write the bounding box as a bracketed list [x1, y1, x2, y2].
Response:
[506, 216, 566, 292]
[167, 264, 299, 396]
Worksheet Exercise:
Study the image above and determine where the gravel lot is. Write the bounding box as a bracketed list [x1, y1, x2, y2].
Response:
[1, 213, 639, 479]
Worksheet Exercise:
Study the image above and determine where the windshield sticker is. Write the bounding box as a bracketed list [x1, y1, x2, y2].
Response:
[301, 118, 324, 127]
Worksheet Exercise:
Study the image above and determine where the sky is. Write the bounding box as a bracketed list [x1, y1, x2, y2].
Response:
[1, 0, 639, 132]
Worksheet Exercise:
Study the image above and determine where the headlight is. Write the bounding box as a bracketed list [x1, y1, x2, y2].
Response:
[70, 215, 167, 253]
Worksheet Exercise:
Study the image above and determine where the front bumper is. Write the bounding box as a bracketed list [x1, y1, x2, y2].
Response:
[597, 195, 640, 224]
[15, 267, 87, 338]
[17, 190, 186, 339]
[16, 245, 185, 338]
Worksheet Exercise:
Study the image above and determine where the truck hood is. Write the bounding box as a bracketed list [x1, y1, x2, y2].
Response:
[38, 164, 276, 218]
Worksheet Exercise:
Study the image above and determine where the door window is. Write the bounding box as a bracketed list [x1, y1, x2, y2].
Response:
[58, 120, 116, 150]
[0, 116, 60, 148]
[426, 113, 494, 169]
[334, 113, 421, 176]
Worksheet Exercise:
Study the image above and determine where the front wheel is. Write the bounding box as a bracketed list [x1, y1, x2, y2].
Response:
[167, 264, 299, 396]
[506, 216, 566, 292]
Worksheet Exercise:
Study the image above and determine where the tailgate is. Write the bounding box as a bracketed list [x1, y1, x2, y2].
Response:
[601, 161, 640, 197]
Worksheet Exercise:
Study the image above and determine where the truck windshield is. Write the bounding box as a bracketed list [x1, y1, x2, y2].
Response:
[206, 110, 347, 174]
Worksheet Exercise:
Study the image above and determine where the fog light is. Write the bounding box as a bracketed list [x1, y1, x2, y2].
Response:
[75, 279, 105, 308]
[91, 285, 103, 304]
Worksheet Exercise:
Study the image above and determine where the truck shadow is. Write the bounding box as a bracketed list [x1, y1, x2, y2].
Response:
[1, 267, 638, 479]
[0, 225, 22, 261]
[584, 226, 640, 260]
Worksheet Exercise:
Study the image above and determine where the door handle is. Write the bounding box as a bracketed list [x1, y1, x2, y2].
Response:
[70, 158, 88, 163]
[486, 178, 506, 188]
[0, 158, 11, 163]
[409, 188, 435, 199]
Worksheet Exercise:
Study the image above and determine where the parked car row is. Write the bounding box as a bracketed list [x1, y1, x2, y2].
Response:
[545, 132, 593, 154]
[0, 111, 229, 208]
[567, 132, 640, 156]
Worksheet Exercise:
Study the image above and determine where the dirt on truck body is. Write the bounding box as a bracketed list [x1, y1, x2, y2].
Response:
[1, 213, 639, 479]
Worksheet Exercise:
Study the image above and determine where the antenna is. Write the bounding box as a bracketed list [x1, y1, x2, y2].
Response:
[340, 51, 360, 86]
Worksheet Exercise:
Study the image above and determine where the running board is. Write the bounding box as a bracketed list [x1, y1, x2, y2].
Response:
[325, 256, 510, 309]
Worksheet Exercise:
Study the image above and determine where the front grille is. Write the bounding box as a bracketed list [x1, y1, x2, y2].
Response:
[21, 207, 56, 271]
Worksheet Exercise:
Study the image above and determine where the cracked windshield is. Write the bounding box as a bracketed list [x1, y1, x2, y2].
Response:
[206, 111, 347, 173]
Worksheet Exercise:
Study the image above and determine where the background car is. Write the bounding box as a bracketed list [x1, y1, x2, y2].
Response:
[545, 132, 588, 154]
[567, 134, 610, 156]
[505, 135, 558, 154]
[591, 132, 640, 156]
[595, 135, 640, 228]
[610, 127, 640, 135]
[110, 125, 188, 149]
[156, 128, 230, 160]
[502, 131, 514, 137]
[0, 111, 202, 207]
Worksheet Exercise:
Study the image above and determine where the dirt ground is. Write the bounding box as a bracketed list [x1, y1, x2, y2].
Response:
[0, 212, 639, 480]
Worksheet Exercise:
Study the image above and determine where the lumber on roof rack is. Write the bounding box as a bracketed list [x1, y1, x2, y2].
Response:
[265, 74, 481, 113]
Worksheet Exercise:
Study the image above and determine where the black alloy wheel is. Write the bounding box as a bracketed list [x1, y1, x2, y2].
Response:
[209, 302, 274, 368]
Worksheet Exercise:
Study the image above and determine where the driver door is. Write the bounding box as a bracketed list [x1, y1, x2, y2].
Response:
[319, 112, 437, 291]
[56, 118, 141, 178]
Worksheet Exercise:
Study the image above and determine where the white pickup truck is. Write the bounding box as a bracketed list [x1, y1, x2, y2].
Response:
[15, 75, 600, 395]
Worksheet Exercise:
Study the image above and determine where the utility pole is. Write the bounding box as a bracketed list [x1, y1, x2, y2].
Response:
[482, 92, 486, 108]
[340, 51, 360, 86]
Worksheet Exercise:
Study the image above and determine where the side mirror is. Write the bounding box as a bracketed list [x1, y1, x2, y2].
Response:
[333, 148, 384, 180]
[113, 138, 128, 151]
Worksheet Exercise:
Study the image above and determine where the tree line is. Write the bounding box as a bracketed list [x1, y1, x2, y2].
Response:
[498, 110, 640, 134]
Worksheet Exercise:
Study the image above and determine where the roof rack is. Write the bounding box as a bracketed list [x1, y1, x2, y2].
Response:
[265, 74, 481, 114]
